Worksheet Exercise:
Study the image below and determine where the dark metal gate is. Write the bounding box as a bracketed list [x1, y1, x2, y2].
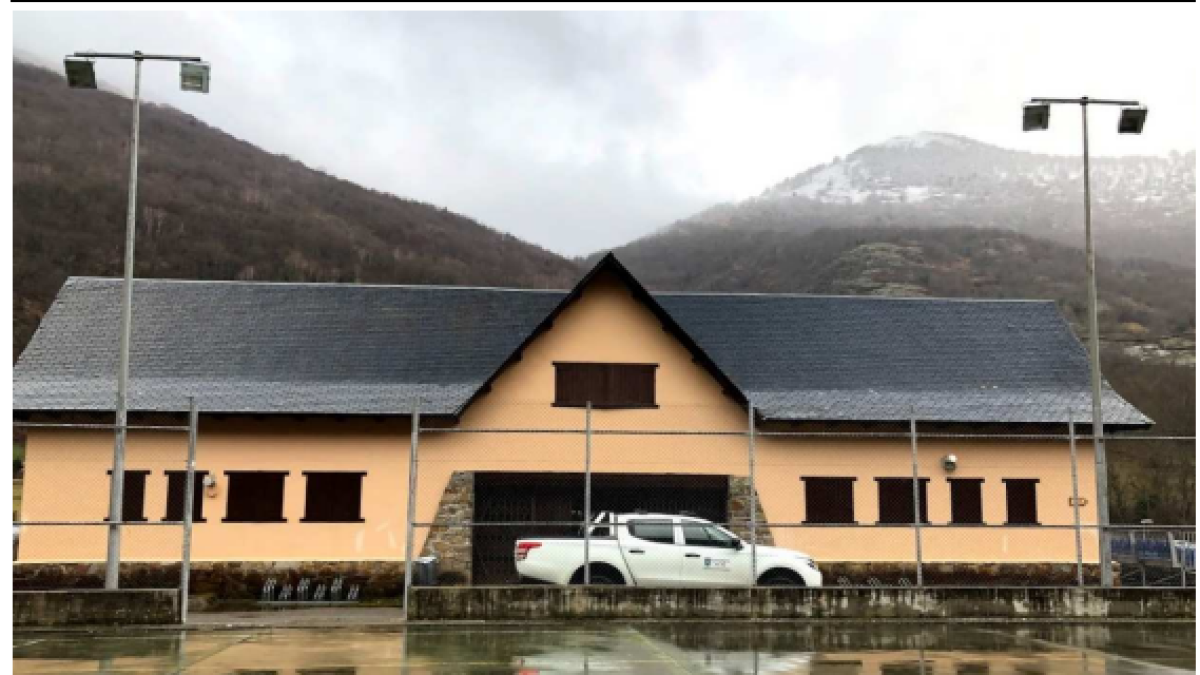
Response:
[472, 473, 729, 584]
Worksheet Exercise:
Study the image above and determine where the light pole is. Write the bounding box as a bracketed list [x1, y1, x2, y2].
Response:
[64, 51, 210, 589]
[1023, 96, 1147, 587]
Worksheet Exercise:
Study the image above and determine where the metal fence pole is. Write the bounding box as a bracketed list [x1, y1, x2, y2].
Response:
[909, 415, 924, 587]
[179, 397, 198, 624]
[1068, 412, 1085, 587]
[583, 401, 592, 585]
[748, 404, 758, 587]
[402, 407, 420, 621]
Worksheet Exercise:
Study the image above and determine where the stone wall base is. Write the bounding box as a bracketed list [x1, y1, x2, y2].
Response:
[13, 561, 409, 600]
[411, 586, 1195, 621]
[15, 589, 180, 627]
[15, 560, 1117, 600]
[820, 561, 1106, 586]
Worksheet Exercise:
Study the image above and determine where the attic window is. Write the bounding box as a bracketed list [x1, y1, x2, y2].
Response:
[554, 362, 658, 409]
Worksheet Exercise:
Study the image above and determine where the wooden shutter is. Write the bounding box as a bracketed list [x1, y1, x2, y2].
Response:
[554, 363, 657, 408]
[302, 472, 366, 522]
[106, 470, 149, 522]
[802, 477, 856, 524]
[164, 471, 208, 522]
[877, 478, 929, 524]
[607, 364, 656, 407]
[224, 472, 288, 522]
[949, 478, 984, 525]
[1004, 479, 1039, 525]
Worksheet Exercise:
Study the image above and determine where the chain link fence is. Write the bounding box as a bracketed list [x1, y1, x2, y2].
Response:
[404, 399, 1195, 602]
[11, 394, 1193, 621]
[13, 401, 199, 620]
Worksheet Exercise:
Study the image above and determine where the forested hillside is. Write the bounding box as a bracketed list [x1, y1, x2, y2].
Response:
[13, 61, 581, 358]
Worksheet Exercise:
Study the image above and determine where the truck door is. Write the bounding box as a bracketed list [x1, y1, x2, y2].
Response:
[621, 519, 682, 587]
[679, 523, 749, 587]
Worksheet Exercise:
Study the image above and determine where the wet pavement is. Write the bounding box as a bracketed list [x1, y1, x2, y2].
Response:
[12, 622, 1195, 673]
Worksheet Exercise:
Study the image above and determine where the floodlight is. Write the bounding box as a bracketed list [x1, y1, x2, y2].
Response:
[1117, 106, 1147, 134]
[180, 62, 210, 94]
[1022, 102, 1050, 131]
[64, 57, 97, 89]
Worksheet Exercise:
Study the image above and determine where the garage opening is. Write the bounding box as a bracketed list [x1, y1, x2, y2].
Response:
[472, 473, 729, 584]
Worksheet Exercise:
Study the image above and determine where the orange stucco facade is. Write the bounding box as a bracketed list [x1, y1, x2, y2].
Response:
[17, 271, 1100, 565]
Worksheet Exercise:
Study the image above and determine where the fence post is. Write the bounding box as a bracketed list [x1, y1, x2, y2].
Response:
[402, 407, 420, 621]
[583, 401, 592, 585]
[179, 397, 199, 624]
[748, 403, 758, 587]
[909, 415, 924, 588]
[1068, 411, 1085, 587]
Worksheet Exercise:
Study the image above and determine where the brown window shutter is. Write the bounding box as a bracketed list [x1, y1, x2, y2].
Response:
[876, 478, 929, 524]
[1004, 479, 1039, 525]
[164, 471, 208, 522]
[554, 363, 657, 408]
[224, 471, 289, 523]
[948, 478, 984, 525]
[802, 477, 856, 524]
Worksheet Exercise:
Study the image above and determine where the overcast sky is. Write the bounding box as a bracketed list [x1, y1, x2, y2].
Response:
[13, 8, 1197, 256]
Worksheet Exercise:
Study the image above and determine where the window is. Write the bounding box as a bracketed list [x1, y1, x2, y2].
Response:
[803, 477, 856, 524]
[106, 470, 149, 522]
[627, 520, 675, 544]
[681, 523, 738, 548]
[948, 479, 984, 525]
[302, 472, 366, 523]
[224, 471, 288, 523]
[876, 478, 929, 524]
[164, 471, 208, 522]
[554, 362, 657, 408]
[1004, 479, 1040, 525]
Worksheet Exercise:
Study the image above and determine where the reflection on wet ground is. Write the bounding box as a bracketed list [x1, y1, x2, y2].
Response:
[12, 622, 1195, 674]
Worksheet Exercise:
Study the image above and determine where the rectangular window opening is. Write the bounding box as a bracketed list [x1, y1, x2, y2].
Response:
[164, 470, 208, 522]
[106, 470, 150, 523]
[876, 478, 929, 525]
[223, 471, 288, 523]
[1004, 479, 1040, 525]
[554, 362, 657, 408]
[302, 472, 366, 523]
[802, 477, 857, 524]
[949, 478, 985, 525]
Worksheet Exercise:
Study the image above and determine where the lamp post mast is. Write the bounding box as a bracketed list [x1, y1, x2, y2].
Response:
[1079, 98, 1114, 588]
[1024, 95, 1143, 587]
[103, 52, 144, 590]
[66, 50, 209, 589]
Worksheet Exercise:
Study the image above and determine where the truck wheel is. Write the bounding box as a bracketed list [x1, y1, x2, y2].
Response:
[571, 565, 625, 585]
[758, 569, 806, 587]
[588, 571, 621, 585]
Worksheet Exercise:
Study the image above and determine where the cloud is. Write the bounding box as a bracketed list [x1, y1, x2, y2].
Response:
[13, 9, 1196, 255]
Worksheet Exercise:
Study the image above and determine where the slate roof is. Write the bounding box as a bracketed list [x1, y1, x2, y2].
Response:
[12, 256, 1150, 427]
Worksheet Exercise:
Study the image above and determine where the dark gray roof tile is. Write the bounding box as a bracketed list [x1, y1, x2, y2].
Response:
[13, 274, 1149, 426]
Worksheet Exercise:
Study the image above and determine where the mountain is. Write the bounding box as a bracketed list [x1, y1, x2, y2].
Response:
[12, 61, 581, 358]
[611, 224, 1195, 354]
[680, 132, 1195, 267]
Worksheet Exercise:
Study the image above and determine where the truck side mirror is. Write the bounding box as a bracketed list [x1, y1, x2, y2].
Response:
[734, 539, 744, 551]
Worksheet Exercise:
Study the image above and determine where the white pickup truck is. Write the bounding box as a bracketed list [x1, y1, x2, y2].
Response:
[514, 512, 822, 587]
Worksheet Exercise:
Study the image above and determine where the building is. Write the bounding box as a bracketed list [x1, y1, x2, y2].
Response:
[13, 254, 1149, 585]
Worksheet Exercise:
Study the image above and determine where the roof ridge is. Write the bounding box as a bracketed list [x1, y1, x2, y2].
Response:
[63, 277, 1056, 304]
[64, 276, 570, 294]
[654, 291, 1055, 303]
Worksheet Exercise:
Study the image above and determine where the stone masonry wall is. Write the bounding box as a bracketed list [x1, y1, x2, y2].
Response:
[727, 476, 774, 546]
[419, 471, 475, 585]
